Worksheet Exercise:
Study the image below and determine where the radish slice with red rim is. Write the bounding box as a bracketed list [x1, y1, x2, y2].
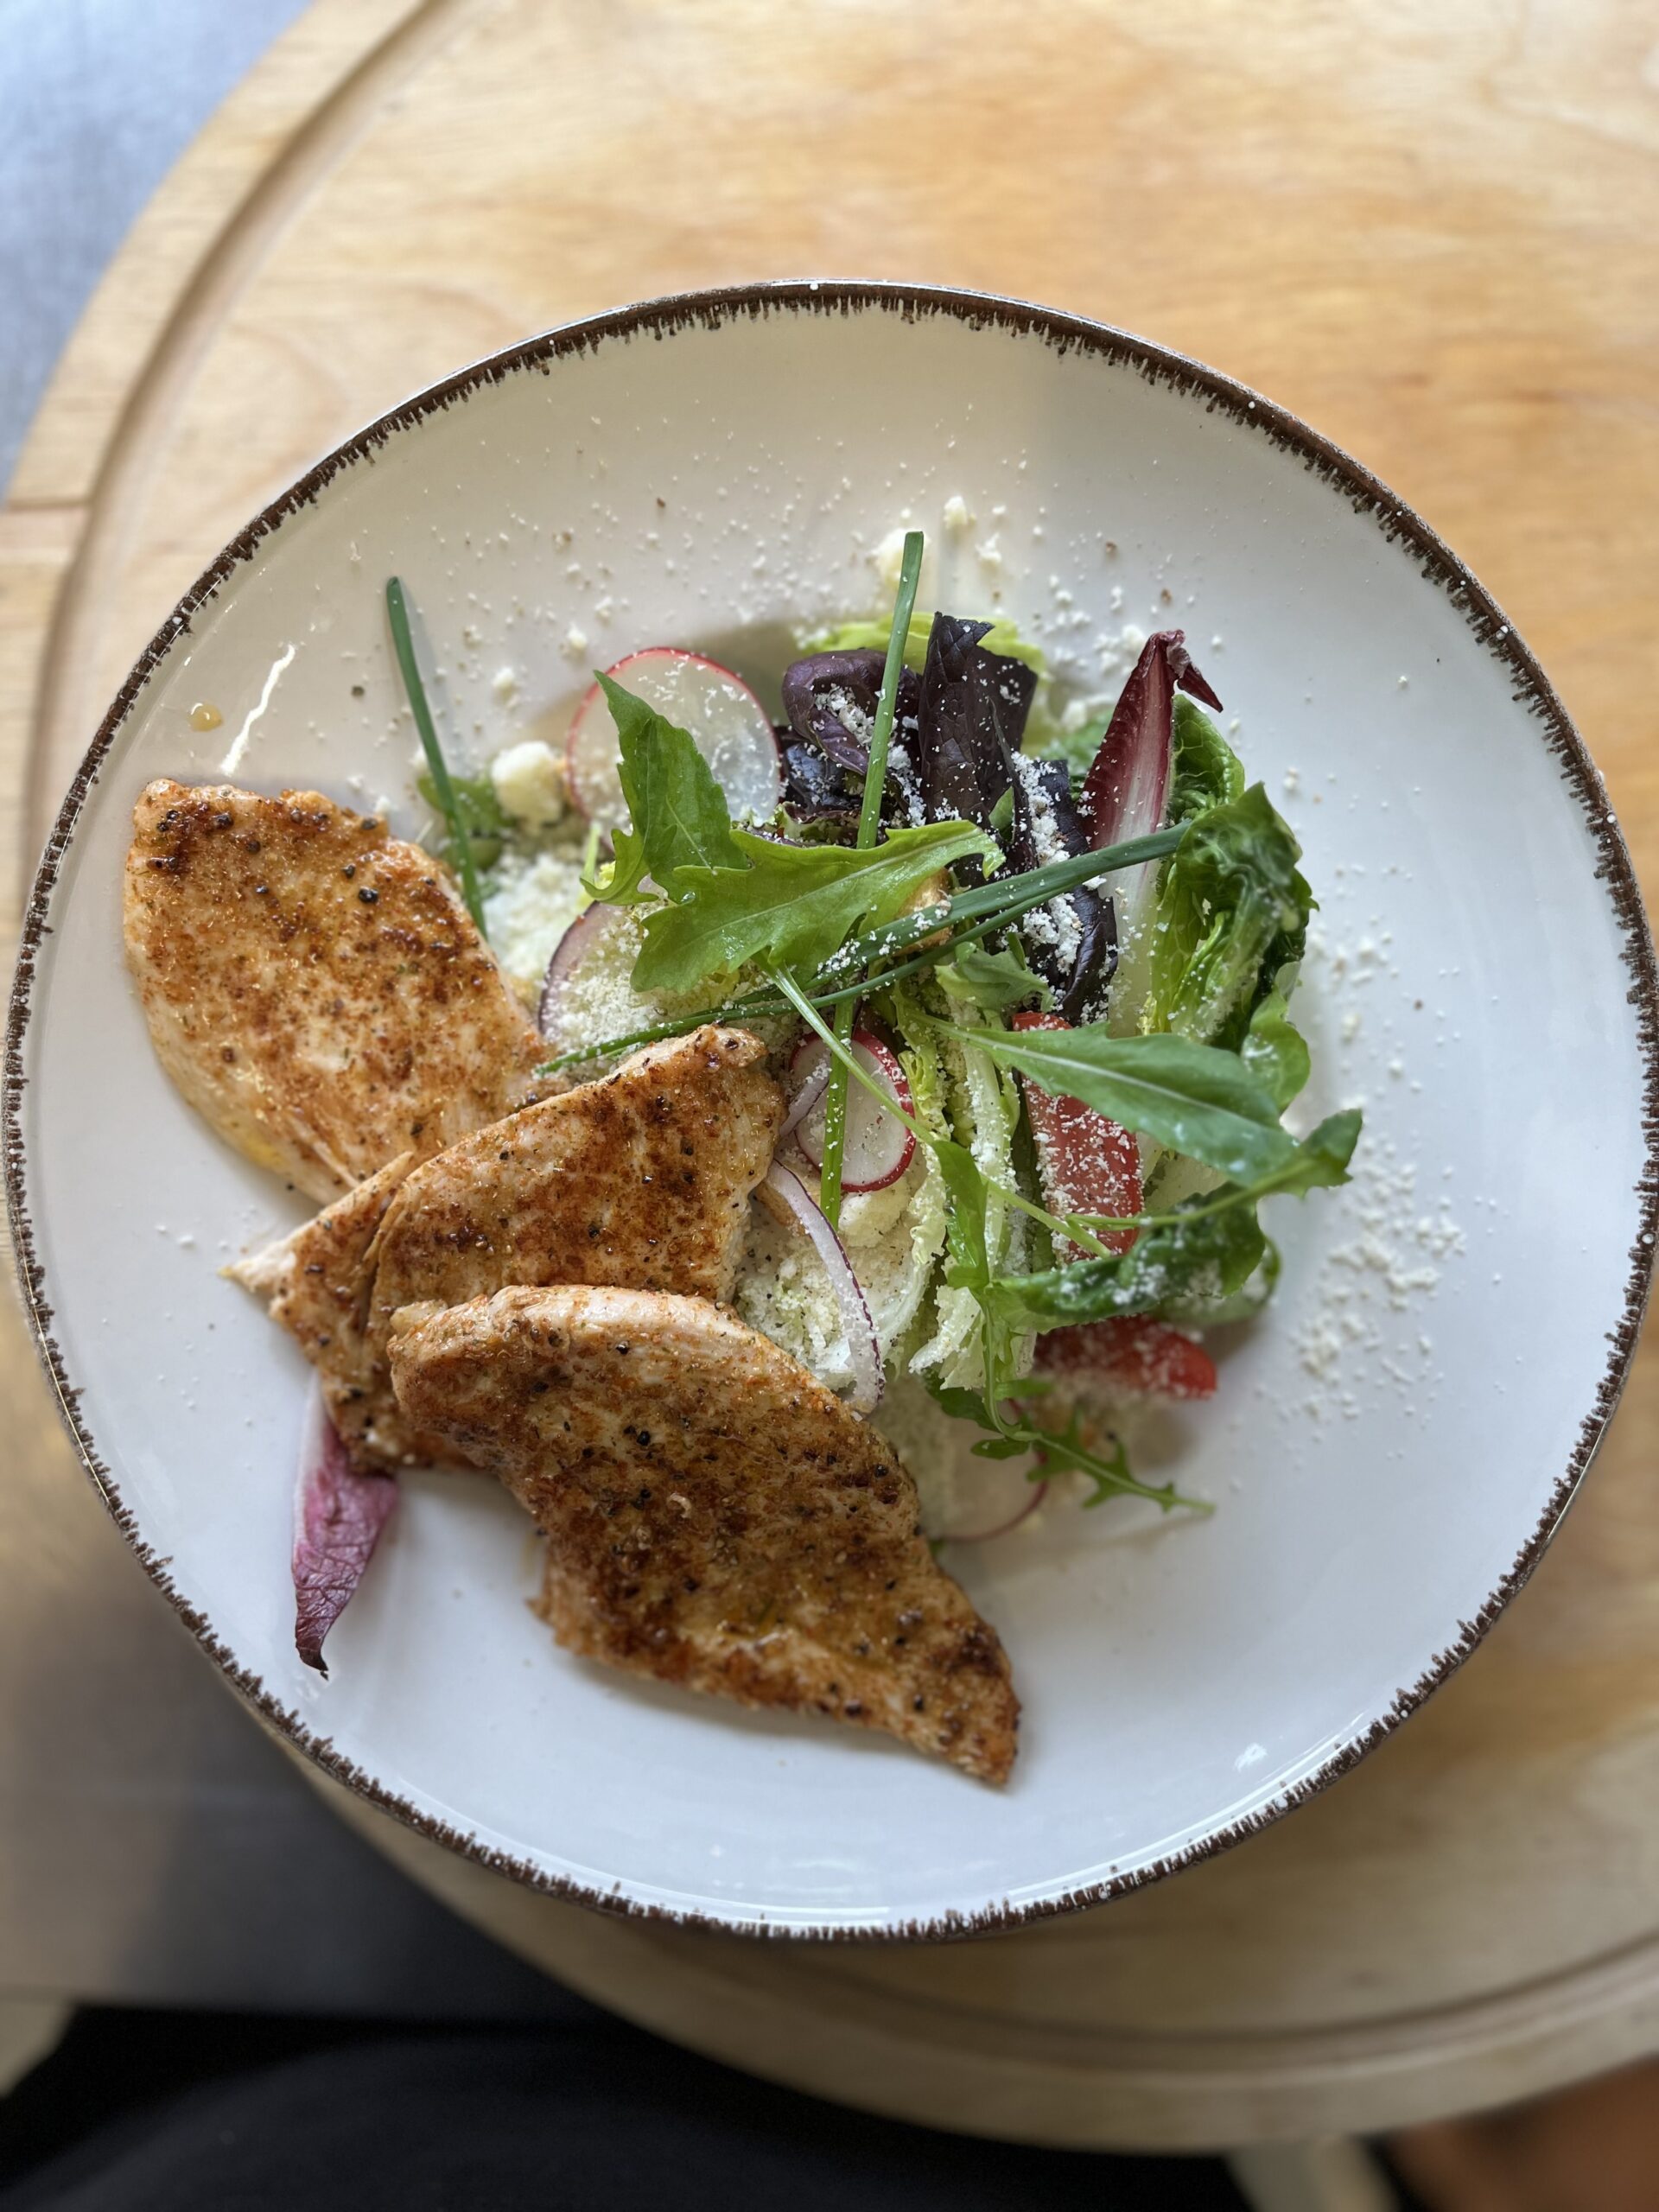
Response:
[292, 1382, 397, 1675]
[566, 647, 783, 832]
[762, 1161, 884, 1414]
[791, 1030, 915, 1192]
[537, 901, 639, 1049]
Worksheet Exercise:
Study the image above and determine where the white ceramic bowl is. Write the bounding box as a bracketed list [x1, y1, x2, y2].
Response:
[8, 283, 1655, 1938]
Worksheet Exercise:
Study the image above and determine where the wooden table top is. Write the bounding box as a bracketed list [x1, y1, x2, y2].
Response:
[3, 0, 1656, 2147]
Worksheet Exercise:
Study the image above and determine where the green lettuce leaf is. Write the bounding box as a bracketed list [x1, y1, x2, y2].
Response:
[808, 612, 1045, 677]
[1166, 696, 1245, 825]
[588, 675, 745, 904]
[632, 817, 1000, 994]
[1141, 782, 1311, 1049]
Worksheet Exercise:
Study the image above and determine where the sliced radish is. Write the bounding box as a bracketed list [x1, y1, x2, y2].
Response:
[566, 647, 783, 832]
[292, 1382, 397, 1675]
[761, 1161, 884, 1414]
[537, 901, 639, 1049]
[1035, 1317, 1217, 1402]
[791, 1030, 915, 1192]
[937, 1469, 1050, 1545]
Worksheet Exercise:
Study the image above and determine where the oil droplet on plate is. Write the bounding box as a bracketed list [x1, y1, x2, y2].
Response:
[189, 702, 223, 732]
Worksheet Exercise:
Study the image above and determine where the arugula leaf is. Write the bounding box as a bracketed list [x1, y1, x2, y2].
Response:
[1142, 783, 1311, 1048]
[935, 938, 1050, 1012]
[919, 1372, 1205, 1510]
[1001, 1110, 1357, 1334]
[1166, 695, 1245, 825]
[997, 1201, 1269, 1334]
[589, 675, 745, 904]
[1240, 985, 1311, 1112]
[938, 1019, 1297, 1185]
[632, 817, 998, 994]
[1160, 1236, 1281, 1327]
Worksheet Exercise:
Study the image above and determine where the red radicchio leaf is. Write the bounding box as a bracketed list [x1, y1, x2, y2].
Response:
[1010, 1012, 1141, 1258]
[1081, 630, 1223, 852]
[293, 1384, 397, 1675]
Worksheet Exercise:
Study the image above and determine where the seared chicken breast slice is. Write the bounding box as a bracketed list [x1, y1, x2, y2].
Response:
[226, 1152, 416, 1421]
[234, 1026, 783, 1470]
[389, 1285, 1020, 1783]
[124, 779, 545, 1201]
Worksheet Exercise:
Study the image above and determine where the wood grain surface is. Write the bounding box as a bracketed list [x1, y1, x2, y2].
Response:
[3, 0, 1656, 2148]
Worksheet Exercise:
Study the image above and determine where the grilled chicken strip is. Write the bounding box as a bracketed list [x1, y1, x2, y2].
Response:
[124, 780, 545, 1201]
[389, 1285, 1020, 1783]
[232, 1027, 783, 1471]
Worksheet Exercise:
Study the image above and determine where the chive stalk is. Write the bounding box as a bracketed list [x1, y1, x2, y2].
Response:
[817, 530, 925, 1224]
[386, 575, 489, 934]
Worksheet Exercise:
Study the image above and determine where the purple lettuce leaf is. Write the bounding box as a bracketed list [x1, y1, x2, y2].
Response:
[293, 1385, 397, 1675]
[780, 651, 923, 817]
[1008, 757, 1117, 1022]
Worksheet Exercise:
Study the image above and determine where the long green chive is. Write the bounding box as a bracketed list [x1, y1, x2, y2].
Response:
[817, 529, 925, 1225]
[386, 575, 489, 935]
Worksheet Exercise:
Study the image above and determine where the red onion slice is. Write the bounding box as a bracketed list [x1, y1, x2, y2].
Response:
[937, 1474, 1051, 1545]
[762, 1160, 884, 1414]
[293, 1382, 397, 1675]
[779, 1040, 832, 1140]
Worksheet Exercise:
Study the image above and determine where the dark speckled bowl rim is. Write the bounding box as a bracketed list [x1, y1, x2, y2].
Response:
[7, 278, 1657, 1942]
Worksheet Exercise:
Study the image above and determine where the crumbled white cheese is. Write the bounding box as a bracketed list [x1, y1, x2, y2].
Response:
[734, 1207, 855, 1391]
[492, 664, 519, 702]
[490, 740, 567, 832]
[481, 847, 588, 997]
[942, 493, 973, 533]
[560, 624, 589, 660]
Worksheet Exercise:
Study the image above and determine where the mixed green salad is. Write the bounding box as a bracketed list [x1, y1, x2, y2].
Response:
[387, 532, 1359, 1535]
